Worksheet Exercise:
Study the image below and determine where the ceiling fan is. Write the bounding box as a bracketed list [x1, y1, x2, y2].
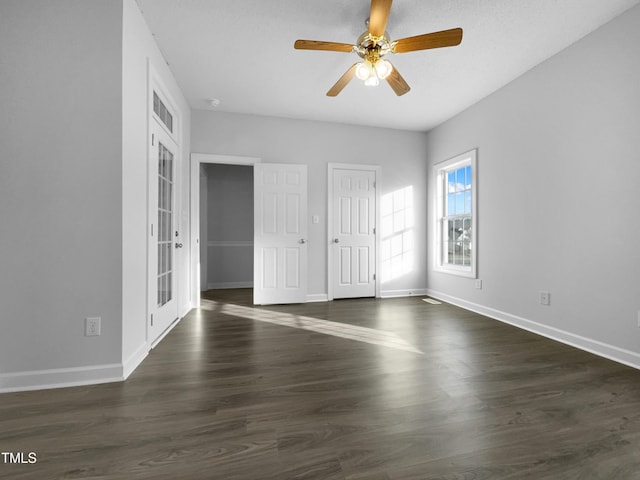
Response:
[294, 0, 463, 96]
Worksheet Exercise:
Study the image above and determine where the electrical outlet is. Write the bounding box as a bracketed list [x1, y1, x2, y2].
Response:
[637, 310, 640, 328]
[540, 291, 551, 306]
[475, 279, 482, 289]
[85, 317, 101, 336]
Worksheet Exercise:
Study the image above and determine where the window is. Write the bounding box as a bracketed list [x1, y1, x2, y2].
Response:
[434, 149, 477, 277]
[153, 91, 174, 133]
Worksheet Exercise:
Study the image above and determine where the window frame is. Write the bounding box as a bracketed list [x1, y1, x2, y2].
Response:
[433, 149, 477, 278]
[149, 63, 180, 145]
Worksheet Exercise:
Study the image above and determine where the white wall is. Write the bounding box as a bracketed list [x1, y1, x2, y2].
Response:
[0, 0, 123, 383]
[191, 111, 430, 298]
[425, 5, 640, 367]
[121, 0, 191, 374]
[204, 164, 253, 289]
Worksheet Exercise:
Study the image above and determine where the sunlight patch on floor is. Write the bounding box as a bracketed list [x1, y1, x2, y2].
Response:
[201, 299, 422, 354]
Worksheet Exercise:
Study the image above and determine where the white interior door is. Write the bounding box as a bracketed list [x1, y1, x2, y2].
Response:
[254, 163, 308, 305]
[148, 124, 179, 343]
[331, 167, 377, 299]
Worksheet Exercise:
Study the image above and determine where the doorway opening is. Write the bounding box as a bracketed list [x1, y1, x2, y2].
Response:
[200, 163, 254, 293]
[190, 155, 309, 307]
[189, 154, 261, 308]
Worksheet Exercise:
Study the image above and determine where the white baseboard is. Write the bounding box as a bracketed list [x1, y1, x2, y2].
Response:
[380, 288, 428, 298]
[0, 317, 183, 393]
[179, 303, 193, 320]
[207, 281, 253, 290]
[426, 289, 640, 371]
[122, 342, 149, 379]
[150, 316, 182, 349]
[307, 293, 329, 303]
[0, 363, 124, 393]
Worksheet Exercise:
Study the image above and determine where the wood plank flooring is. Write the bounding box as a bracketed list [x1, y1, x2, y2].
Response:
[2, 289, 640, 479]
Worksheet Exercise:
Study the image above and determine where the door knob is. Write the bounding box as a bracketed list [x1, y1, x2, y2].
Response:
[175, 242, 183, 248]
[333, 238, 340, 243]
[299, 239, 307, 244]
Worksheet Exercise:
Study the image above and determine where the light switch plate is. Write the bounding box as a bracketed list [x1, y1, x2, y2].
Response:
[540, 291, 551, 306]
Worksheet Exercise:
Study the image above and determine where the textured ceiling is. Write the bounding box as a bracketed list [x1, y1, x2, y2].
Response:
[135, 0, 639, 132]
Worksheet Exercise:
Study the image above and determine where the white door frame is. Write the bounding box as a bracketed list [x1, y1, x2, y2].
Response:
[189, 153, 262, 308]
[327, 163, 381, 301]
[147, 66, 182, 347]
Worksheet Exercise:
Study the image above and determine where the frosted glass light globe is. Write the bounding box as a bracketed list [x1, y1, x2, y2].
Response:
[355, 61, 373, 81]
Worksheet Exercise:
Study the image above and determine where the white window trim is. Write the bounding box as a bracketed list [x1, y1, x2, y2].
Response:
[149, 62, 180, 144]
[433, 149, 477, 278]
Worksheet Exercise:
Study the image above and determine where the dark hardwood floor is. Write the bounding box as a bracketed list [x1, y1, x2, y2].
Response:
[2, 289, 640, 479]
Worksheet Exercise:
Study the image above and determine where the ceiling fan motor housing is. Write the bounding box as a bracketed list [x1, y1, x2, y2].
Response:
[356, 31, 392, 61]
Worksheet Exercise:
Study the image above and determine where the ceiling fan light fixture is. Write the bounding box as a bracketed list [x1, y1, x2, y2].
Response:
[374, 59, 392, 79]
[355, 61, 373, 81]
[295, 0, 463, 97]
[364, 74, 380, 87]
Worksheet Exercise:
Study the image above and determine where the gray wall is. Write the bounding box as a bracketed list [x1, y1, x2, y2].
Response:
[425, 4, 640, 366]
[0, 0, 123, 375]
[191, 111, 430, 298]
[204, 163, 254, 289]
[0, 0, 191, 390]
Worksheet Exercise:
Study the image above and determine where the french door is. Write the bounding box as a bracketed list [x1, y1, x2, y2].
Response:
[148, 124, 179, 343]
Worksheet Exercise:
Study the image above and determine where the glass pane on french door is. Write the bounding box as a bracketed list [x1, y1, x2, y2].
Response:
[157, 142, 174, 307]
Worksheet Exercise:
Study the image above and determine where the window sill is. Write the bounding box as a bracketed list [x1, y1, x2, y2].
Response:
[434, 265, 476, 279]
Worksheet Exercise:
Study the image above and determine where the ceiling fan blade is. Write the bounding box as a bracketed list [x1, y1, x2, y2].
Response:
[294, 40, 354, 53]
[392, 27, 463, 54]
[386, 66, 410, 96]
[327, 63, 358, 97]
[368, 0, 393, 37]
